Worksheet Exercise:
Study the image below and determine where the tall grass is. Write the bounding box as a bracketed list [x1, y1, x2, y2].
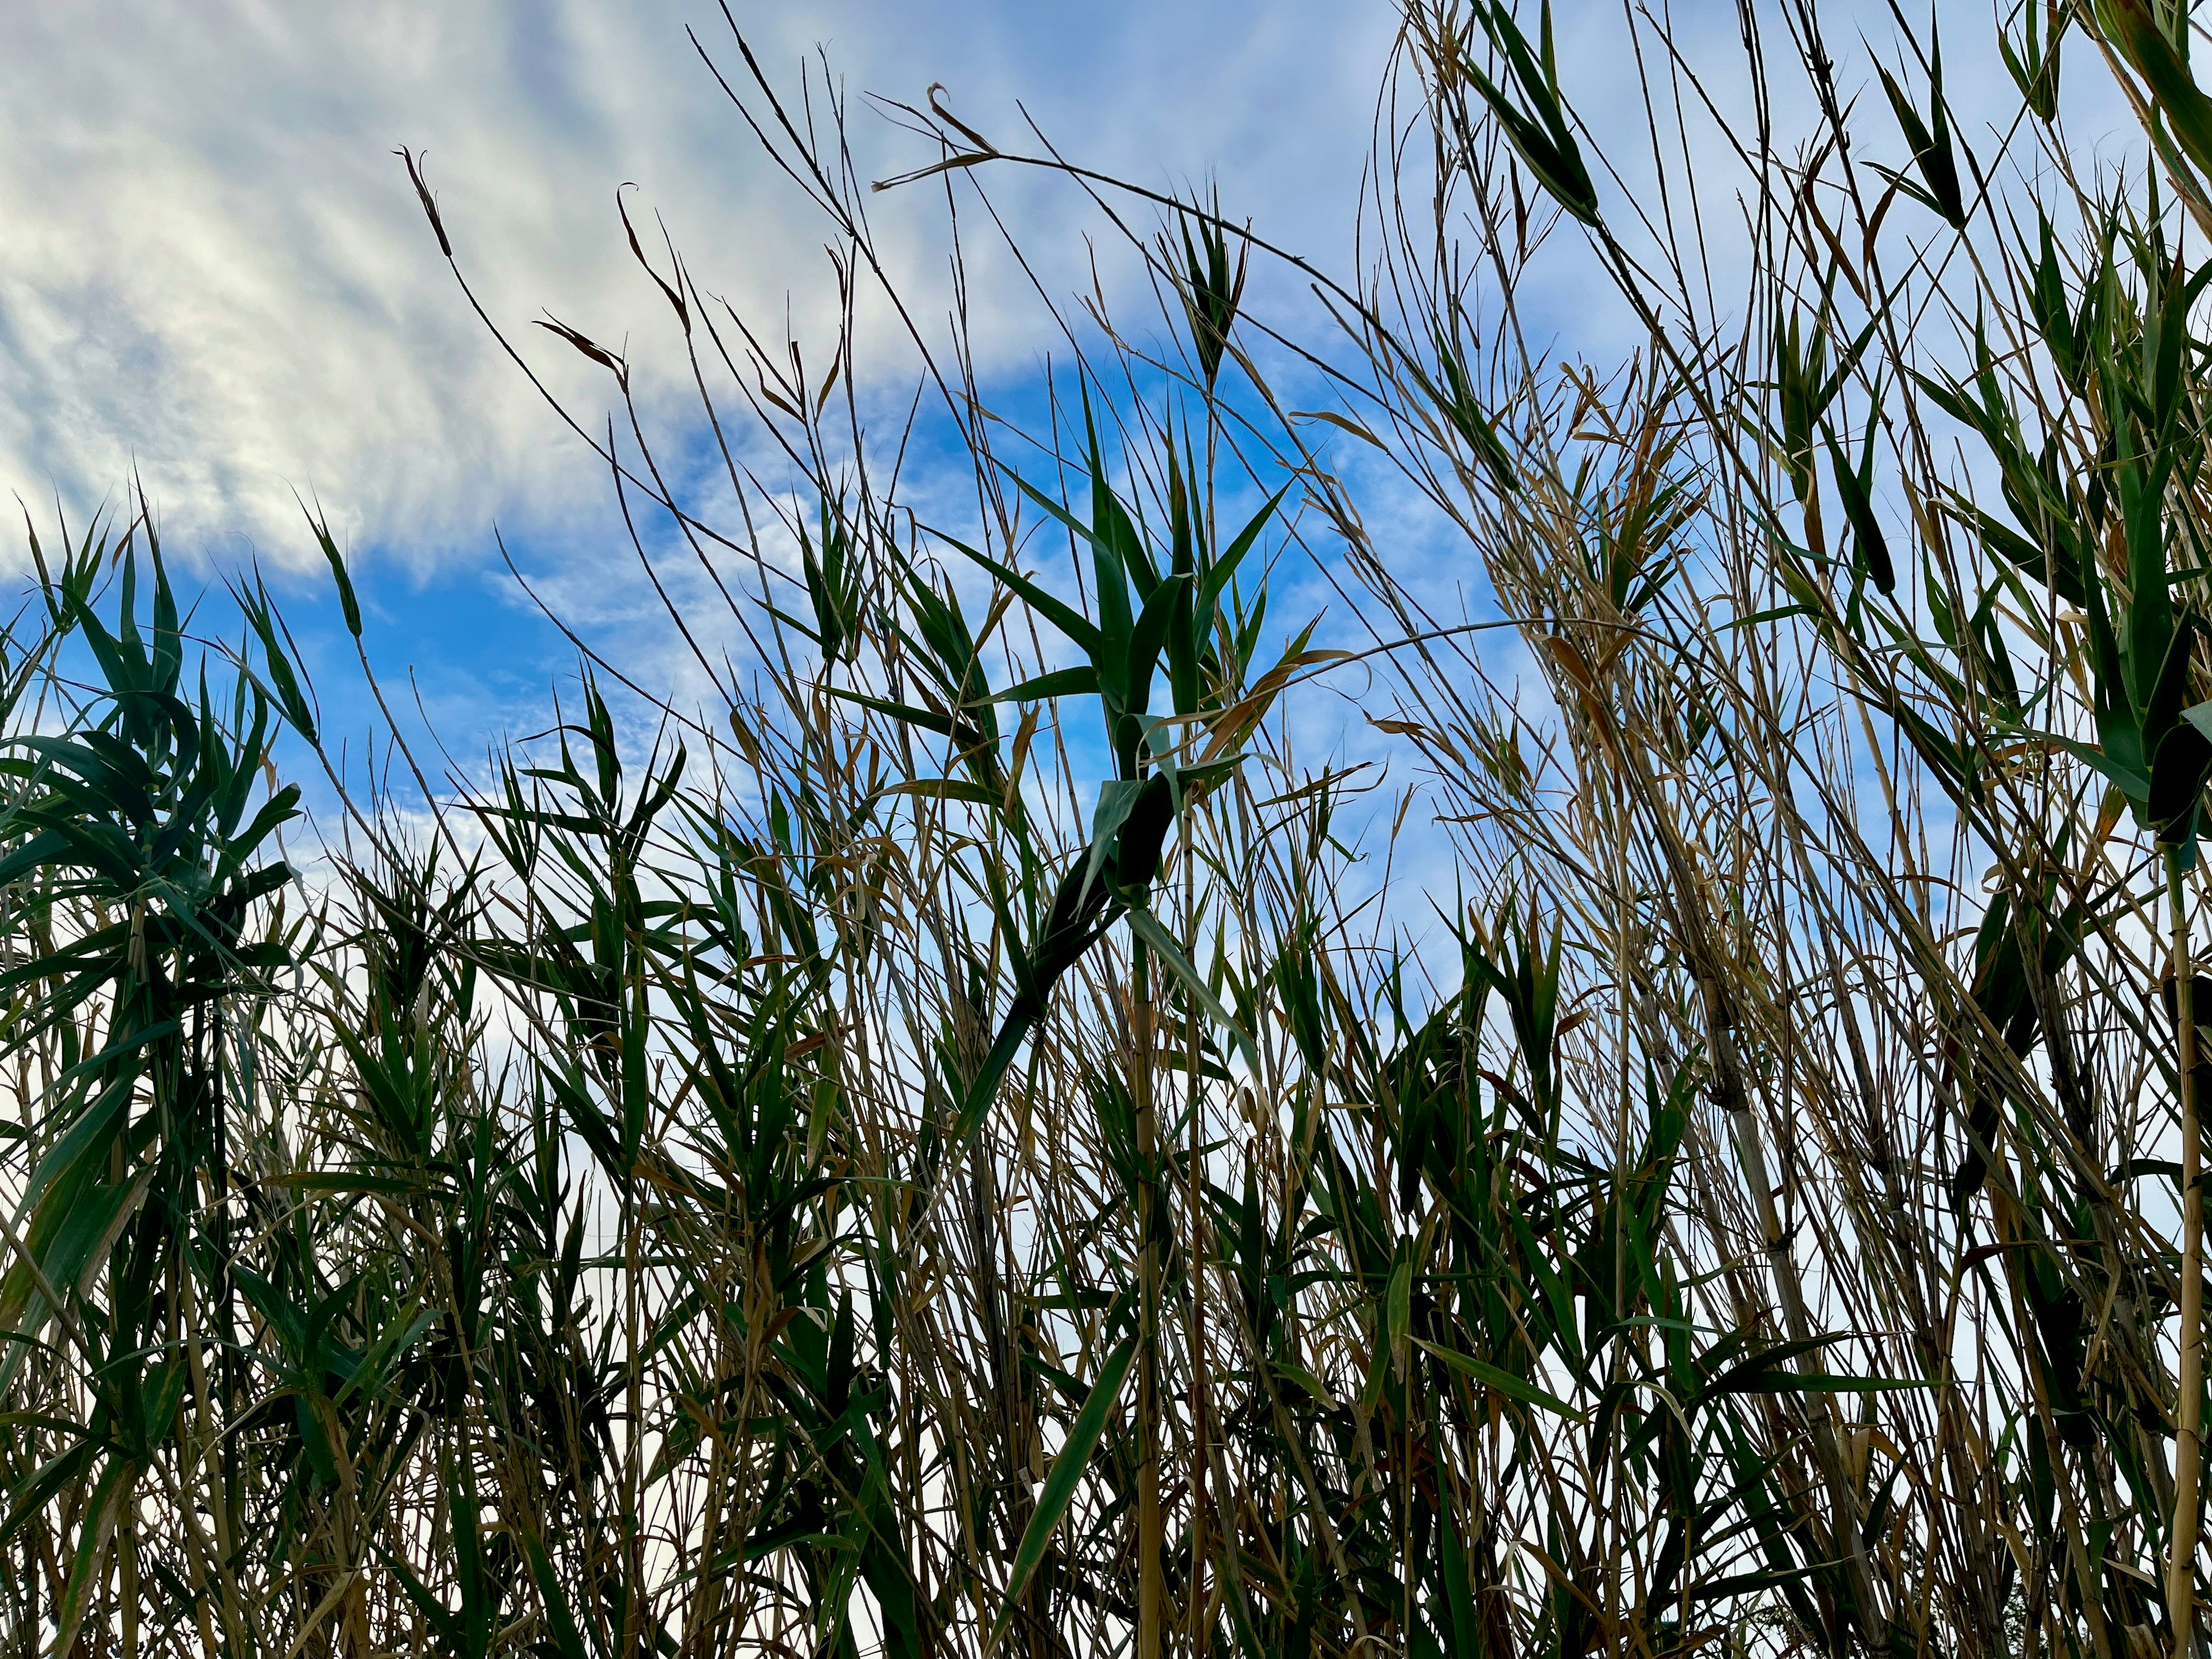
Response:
[10, 2, 2212, 1654]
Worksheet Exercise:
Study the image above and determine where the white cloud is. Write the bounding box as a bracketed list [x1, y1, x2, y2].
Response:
[0, 1, 1396, 579]
[0, 0, 2157, 815]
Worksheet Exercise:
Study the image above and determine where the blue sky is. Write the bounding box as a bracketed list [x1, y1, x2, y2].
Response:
[0, 2, 1418, 766]
[0, 1, 1395, 551]
[0, 0, 2145, 855]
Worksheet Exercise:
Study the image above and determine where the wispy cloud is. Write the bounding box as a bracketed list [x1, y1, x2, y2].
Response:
[0, 1, 1393, 578]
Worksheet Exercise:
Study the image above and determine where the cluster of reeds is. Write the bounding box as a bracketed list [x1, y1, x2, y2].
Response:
[14, 2, 2212, 1654]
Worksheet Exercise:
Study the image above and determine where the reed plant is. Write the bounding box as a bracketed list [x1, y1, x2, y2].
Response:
[16, 2, 2212, 1654]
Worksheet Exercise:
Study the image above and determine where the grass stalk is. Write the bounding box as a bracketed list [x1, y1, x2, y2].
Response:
[2176, 843, 2204, 1658]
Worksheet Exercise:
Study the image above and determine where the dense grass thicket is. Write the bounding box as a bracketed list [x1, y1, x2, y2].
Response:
[19, 2, 2212, 1654]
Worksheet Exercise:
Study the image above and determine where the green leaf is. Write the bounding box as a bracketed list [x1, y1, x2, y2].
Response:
[941, 516, 1104, 660]
[521, 1530, 596, 1659]
[1823, 414, 1895, 593]
[305, 507, 363, 638]
[2001, 0, 2065, 122]
[943, 1014, 1039, 1159]
[874, 779, 1005, 809]
[237, 579, 318, 742]
[825, 686, 971, 744]
[51, 1456, 131, 1659]
[1198, 484, 1290, 619]
[2036, 728, 2151, 802]
[2150, 721, 2212, 838]
[2096, 0, 2212, 183]
[1085, 779, 1148, 900]
[1459, 1, 1600, 225]
[1725, 604, 1816, 631]
[992, 666, 1101, 704]
[1414, 1339, 1585, 1421]
[1125, 906, 1262, 1078]
[378, 1544, 460, 1649]
[1874, 50, 1967, 228]
[987, 1336, 1137, 1650]
[1126, 573, 1191, 719]
[256, 1171, 425, 1196]
[0, 1440, 94, 1547]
